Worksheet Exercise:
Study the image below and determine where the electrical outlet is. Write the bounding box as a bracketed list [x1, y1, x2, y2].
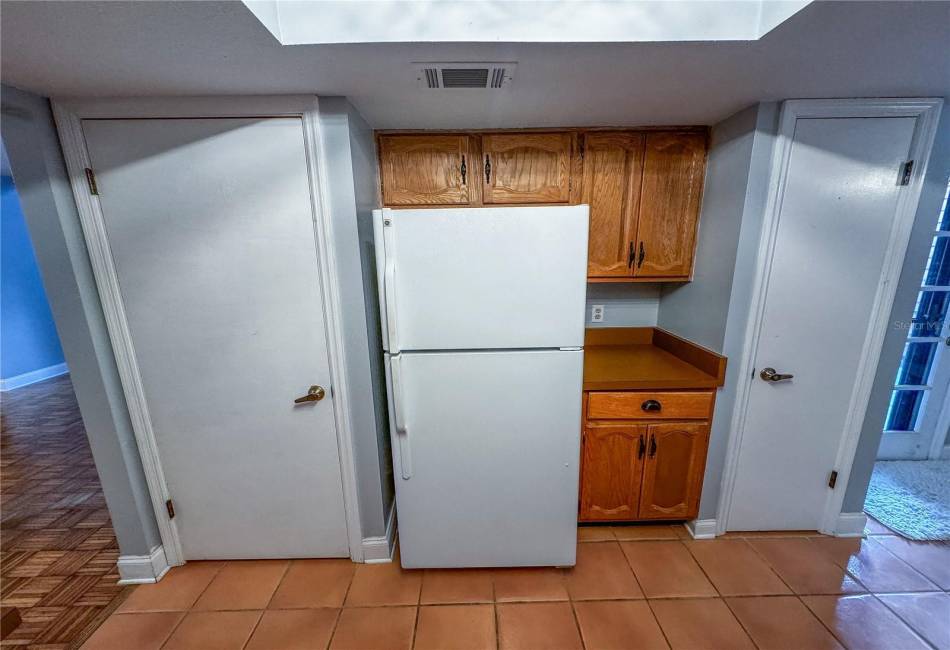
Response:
[590, 304, 605, 323]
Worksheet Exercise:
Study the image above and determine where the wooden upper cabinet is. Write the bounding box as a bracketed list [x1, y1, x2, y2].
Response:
[481, 133, 573, 204]
[638, 422, 709, 520]
[633, 132, 706, 279]
[580, 425, 645, 521]
[582, 133, 645, 278]
[379, 134, 473, 206]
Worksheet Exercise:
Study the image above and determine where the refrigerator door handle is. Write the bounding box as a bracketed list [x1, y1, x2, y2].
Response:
[390, 355, 412, 479]
[382, 215, 400, 353]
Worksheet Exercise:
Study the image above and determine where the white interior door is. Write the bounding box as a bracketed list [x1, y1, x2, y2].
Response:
[728, 115, 919, 531]
[388, 349, 583, 568]
[82, 118, 349, 559]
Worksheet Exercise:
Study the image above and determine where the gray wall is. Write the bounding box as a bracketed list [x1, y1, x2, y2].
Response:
[652, 102, 780, 520]
[842, 105, 950, 512]
[586, 284, 660, 328]
[697, 103, 780, 519]
[1, 85, 161, 555]
[319, 97, 393, 539]
[657, 105, 758, 352]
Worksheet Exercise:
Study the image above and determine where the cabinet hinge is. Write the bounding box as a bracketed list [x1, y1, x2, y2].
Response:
[165, 499, 176, 519]
[899, 160, 914, 186]
[84, 168, 99, 195]
[828, 470, 838, 489]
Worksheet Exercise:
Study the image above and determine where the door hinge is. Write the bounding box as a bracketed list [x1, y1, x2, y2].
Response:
[84, 168, 99, 195]
[899, 160, 914, 186]
[165, 499, 176, 519]
[828, 470, 838, 489]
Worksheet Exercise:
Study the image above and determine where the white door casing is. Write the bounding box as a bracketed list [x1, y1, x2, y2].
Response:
[53, 98, 365, 565]
[719, 99, 943, 535]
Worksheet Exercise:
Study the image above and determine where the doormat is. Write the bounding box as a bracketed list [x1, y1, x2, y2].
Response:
[864, 460, 950, 541]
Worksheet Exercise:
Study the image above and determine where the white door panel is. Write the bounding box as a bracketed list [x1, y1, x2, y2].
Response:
[83, 118, 349, 559]
[388, 349, 582, 567]
[374, 206, 588, 352]
[729, 116, 918, 531]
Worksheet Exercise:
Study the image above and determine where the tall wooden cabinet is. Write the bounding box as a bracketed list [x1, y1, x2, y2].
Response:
[582, 133, 645, 277]
[634, 133, 706, 279]
[376, 127, 708, 282]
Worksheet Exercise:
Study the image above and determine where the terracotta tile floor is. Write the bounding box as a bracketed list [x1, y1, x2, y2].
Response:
[1, 375, 126, 648]
[83, 520, 950, 650]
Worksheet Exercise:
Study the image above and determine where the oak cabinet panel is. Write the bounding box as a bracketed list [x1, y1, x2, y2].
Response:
[580, 425, 646, 521]
[379, 134, 472, 205]
[587, 391, 714, 421]
[633, 132, 706, 279]
[582, 133, 645, 277]
[377, 128, 708, 283]
[481, 133, 573, 204]
[638, 422, 709, 520]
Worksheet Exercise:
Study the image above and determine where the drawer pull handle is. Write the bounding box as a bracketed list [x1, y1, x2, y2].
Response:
[637, 434, 646, 459]
[641, 399, 662, 412]
[649, 434, 657, 458]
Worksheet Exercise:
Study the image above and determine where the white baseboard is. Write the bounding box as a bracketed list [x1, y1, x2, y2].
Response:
[117, 545, 171, 584]
[685, 519, 718, 539]
[361, 503, 396, 563]
[0, 363, 68, 391]
[834, 512, 868, 538]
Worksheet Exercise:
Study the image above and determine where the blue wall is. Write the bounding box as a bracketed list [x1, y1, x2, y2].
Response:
[1, 174, 65, 380]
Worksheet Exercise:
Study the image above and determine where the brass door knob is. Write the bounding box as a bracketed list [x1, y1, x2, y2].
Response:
[294, 385, 326, 404]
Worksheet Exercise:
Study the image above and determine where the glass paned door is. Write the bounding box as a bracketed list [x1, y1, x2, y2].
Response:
[879, 178, 950, 459]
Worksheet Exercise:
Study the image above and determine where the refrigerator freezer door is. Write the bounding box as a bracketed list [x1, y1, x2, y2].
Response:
[374, 206, 588, 352]
[386, 348, 583, 568]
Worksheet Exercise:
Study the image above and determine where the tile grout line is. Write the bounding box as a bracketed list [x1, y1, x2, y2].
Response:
[868, 592, 940, 650]
[237, 560, 293, 649]
[154, 562, 232, 650]
[676, 537, 765, 650]
[409, 566, 422, 650]
[324, 565, 355, 650]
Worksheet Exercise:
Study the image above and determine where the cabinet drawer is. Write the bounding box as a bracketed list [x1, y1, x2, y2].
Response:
[587, 391, 713, 420]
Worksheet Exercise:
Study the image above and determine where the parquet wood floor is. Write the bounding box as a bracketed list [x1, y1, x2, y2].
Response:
[1, 375, 126, 649]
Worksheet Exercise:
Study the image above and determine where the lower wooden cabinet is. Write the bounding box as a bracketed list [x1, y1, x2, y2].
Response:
[638, 422, 709, 520]
[579, 391, 713, 522]
[580, 425, 645, 521]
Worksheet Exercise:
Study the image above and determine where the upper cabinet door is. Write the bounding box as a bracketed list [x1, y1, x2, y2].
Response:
[638, 422, 709, 520]
[582, 133, 645, 278]
[634, 133, 706, 279]
[379, 135, 472, 206]
[482, 133, 573, 204]
[580, 424, 646, 521]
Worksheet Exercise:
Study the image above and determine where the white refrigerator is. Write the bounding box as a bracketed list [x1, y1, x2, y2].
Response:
[373, 205, 589, 568]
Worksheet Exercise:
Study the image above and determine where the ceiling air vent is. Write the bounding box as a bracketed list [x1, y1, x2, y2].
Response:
[414, 62, 516, 89]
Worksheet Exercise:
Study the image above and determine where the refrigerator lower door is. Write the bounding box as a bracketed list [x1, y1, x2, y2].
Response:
[374, 206, 588, 353]
[386, 349, 583, 568]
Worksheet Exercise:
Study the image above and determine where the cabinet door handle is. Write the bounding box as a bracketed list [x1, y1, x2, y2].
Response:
[638, 242, 645, 268]
[638, 434, 646, 459]
[627, 242, 635, 267]
[484, 154, 492, 184]
[649, 434, 657, 458]
[460, 155, 467, 185]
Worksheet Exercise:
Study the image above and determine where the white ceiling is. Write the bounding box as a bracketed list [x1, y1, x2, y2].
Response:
[1, 1, 948, 129]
